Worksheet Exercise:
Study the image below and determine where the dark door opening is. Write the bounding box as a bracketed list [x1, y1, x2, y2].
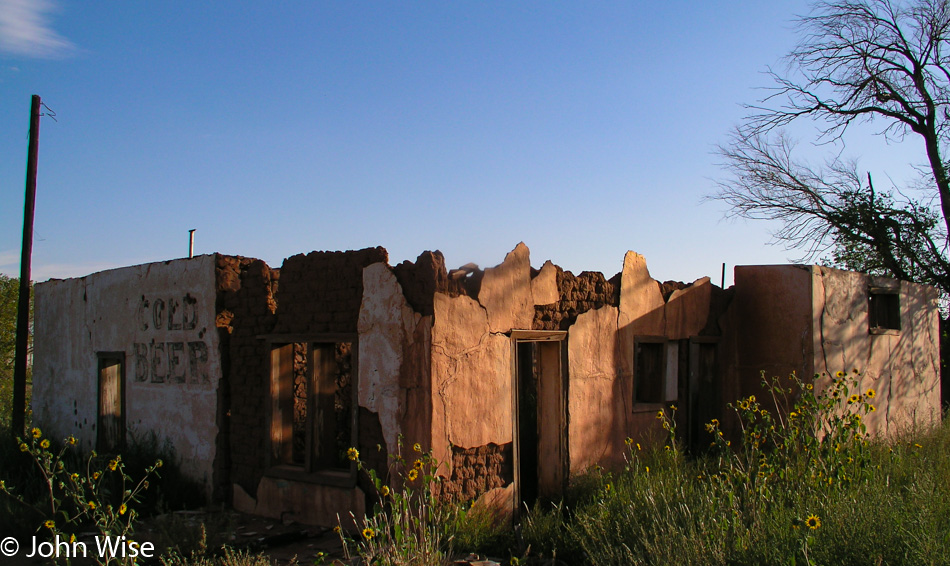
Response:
[516, 341, 540, 507]
[686, 338, 719, 453]
[512, 332, 567, 514]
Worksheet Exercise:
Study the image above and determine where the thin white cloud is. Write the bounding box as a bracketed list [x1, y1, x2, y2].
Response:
[0, 250, 125, 281]
[1, 262, 124, 282]
[0, 0, 74, 58]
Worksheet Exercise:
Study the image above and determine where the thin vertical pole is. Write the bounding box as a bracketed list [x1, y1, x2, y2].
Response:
[12, 95, 41, 434]
[721, 263, 726, 289]
[188, 229, 196, 258]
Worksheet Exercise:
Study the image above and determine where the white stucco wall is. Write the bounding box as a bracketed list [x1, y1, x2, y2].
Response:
[32, 255, 222, 493]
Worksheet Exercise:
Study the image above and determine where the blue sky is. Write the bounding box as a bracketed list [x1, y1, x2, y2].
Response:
[0, 1, 926, 286]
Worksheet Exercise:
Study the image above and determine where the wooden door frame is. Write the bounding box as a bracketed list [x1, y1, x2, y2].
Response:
[509, 330, 568, 520]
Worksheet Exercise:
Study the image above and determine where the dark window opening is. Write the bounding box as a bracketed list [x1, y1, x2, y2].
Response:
[635, 340, 665, 404]
[271, 341, 355, 473]
[869, 289, 900, 333]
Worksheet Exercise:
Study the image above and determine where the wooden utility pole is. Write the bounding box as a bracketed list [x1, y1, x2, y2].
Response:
[12, 95, 41, 435]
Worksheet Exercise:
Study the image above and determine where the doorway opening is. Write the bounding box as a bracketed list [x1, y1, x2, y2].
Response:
[685, 337, 719, 453]
[511, 331, 567, 515]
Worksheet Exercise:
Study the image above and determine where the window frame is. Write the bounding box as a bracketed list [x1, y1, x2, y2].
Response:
[868, 285, 901, 335]
[262, 333, 359, 487]
[633, 336, 677, 408]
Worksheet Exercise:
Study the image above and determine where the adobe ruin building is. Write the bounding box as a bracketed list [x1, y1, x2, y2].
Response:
[30, 243, 941, 525]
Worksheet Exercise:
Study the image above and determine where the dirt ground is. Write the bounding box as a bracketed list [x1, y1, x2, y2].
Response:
[1, 510, 503, 565]
[137, 508, 346, 564]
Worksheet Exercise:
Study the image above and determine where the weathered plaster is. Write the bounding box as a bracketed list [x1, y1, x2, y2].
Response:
[618, 251, 665, 333]
[567, 305, 622, 471]
[665, 277, 713, 339]
[531, 260, 559, 306]
[358, 262, 421, 454]
[430, 292, 512, 466]
[477, 242, 534, 333]
[618, 251, 665, 381]
[32, 255, 221, 495]
[810, 267, 940, 434]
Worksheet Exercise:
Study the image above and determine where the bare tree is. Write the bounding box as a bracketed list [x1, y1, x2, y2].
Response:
[715, 0, 950, 294]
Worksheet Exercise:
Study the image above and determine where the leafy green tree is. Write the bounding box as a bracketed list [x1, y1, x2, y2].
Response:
[0, 275, 31, 429]
[714, 0, 950, 295]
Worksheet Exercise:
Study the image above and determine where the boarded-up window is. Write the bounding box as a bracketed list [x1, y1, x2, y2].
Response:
[97, 353, 125, 452]
[269, 340, 356, 475]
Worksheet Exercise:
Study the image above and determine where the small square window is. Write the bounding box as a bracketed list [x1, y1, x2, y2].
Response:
[868, 287, 900, 334]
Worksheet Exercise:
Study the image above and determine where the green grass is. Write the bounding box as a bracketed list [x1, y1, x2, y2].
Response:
[500, 375, 950, 566]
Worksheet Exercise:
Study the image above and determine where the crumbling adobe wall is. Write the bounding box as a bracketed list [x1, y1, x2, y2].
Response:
[225, 248, 390, 512]
[358, 261, 432, 459]
[271, 247, 388, 334]
[572, 252, 733, 472]
[392, 251, 471, 316]
[430, 243, 542, 503]
[534, 267, 621, 330]
[216, 255, 278, 497]
[568, 304, 623, 471]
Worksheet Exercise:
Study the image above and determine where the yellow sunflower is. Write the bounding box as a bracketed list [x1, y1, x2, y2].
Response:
[805, 515, 821, 529]
[347, 447, 359, 461]
[362, 527, 375, 540]
[407, 469, 419, 481]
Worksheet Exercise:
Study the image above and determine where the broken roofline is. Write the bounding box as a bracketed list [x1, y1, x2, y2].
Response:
[220, 242, 718, 316]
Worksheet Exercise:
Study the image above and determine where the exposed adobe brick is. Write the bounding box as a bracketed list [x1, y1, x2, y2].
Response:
[215, 254, 278, 497]
[533, 267, 621, 330]
[435, 442, 513, 503]
[392, 250, 471, 316]
[271, 247, 388, 334]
